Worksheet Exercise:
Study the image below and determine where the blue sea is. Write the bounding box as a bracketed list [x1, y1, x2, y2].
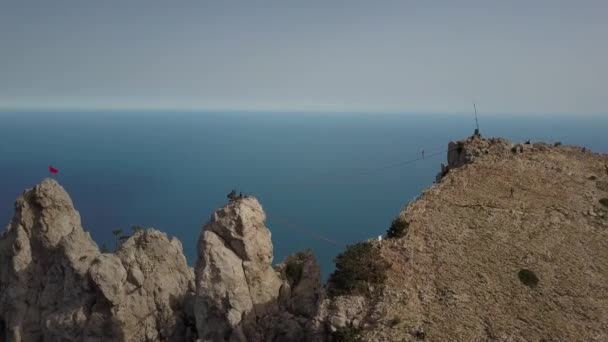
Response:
[1, 111, 607, 277]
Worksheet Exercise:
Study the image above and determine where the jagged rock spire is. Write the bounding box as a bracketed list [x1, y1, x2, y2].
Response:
[0, 179, 195, 341]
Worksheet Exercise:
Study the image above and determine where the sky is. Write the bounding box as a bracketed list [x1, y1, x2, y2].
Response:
[1, 0, 607, 114]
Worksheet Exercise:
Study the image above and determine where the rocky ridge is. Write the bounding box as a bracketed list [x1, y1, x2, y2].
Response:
[332, 136, 608, 341]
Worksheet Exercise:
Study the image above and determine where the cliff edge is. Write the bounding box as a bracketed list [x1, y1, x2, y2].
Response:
[332, 137, 608, 341]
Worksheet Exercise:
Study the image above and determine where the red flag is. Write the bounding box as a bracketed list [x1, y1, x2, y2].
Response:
[49, 165, 59, 174]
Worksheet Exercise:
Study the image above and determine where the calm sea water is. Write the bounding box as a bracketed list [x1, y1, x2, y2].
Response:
[1, 112, 607, 277]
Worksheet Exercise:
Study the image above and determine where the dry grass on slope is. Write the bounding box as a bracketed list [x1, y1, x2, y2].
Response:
[358, 142, 608, 342]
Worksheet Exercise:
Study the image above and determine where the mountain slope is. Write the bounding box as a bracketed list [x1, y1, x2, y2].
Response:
[348, 138, 608, 341]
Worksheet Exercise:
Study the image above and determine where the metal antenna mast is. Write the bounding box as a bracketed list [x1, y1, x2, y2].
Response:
[472, 103, 481, 137]
[473, 103, 479, 132]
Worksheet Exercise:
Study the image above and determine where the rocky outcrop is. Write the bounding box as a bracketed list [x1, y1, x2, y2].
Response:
[194, 198, 324, 342]
[276, 250, 323, 319]
[0, 179, 195, 341]
[437, 136, 512, 182]
[275, 250, 325, 341]
[112, 230, 196, 341]
[0, 179, 323, 342]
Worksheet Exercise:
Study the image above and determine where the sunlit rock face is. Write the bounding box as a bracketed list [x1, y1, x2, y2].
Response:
[0, 179, 195, 342]
[194, 197, 324, 342]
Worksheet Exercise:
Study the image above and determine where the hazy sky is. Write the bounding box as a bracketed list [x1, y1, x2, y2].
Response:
[1, 1, 606, 114]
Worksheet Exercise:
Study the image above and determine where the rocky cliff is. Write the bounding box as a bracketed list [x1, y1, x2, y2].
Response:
[329, 136, 608, 341]
[194, 197, 323, 342]
[0, 181, 323, 342]
[0, 179, 195, 341]
[1, 136, 608, 342]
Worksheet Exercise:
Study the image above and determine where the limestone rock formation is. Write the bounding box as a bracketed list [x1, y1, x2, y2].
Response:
[0, 179, 195, 342]
[0, 179, 323, 342]
[275, 250, 325, 341]
[113, 230, 196, 341]
[275, 250, 323, 319]
[194, 198, 324, 342]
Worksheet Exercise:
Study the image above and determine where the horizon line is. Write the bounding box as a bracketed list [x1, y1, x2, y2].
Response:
[1, 107, 606, 117]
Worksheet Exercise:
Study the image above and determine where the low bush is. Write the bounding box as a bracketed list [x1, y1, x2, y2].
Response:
[599, 198, 608, 208]
[327, 242, 389, 297]
[227, 189, 238, 202]
[285, 259, 304, 286]
[386, 217, 409, 239]
[518, 269, 539, 288]
[330, 325, 362, 342]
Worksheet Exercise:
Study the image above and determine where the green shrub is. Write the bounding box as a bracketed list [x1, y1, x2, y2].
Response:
[327, 242, 389, 297]
[599, 198, 608, 208]
[227, 189, 238, 202]
[554, 141, 562, 147]
[285, 260, 304, 286]
[518, 269, 539, 288]
[131, 225, 144, 233]
[330, 325, 362, 342]
[386, 217, 409, 239]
